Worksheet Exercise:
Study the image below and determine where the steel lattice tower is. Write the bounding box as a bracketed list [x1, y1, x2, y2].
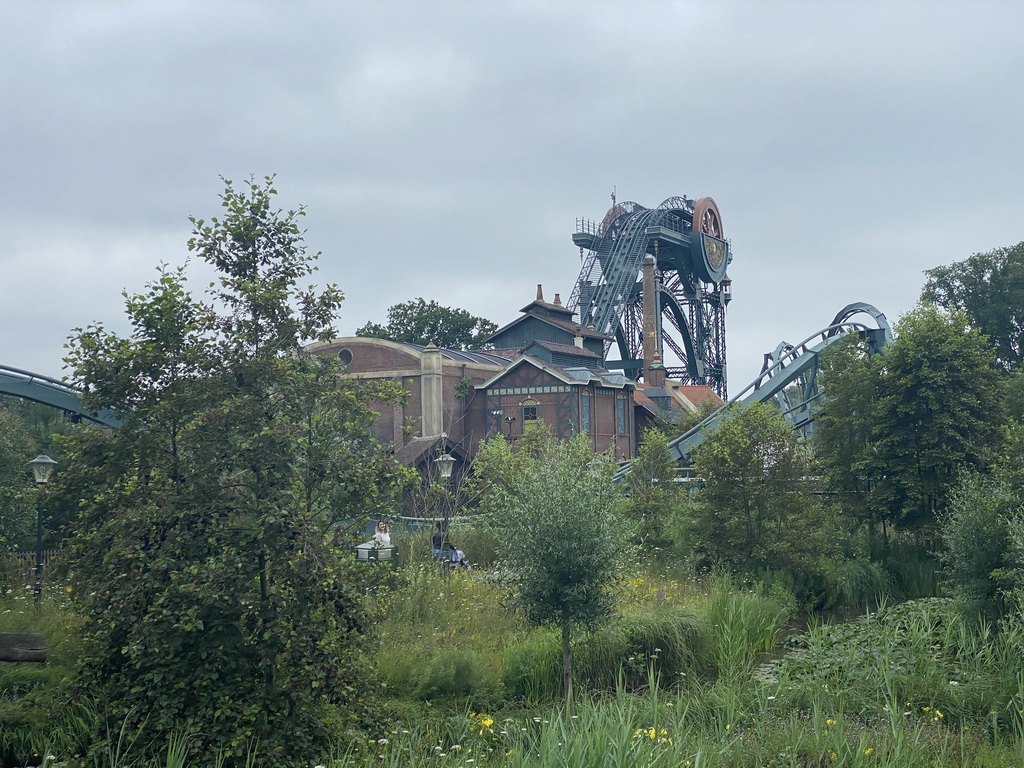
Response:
[568, 196, 732, 398]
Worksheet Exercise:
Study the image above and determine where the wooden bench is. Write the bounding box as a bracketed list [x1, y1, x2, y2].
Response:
[0, 633, 47, 663]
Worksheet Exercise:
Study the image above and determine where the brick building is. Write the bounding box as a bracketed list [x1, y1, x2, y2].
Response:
[306, 286, 718, 474]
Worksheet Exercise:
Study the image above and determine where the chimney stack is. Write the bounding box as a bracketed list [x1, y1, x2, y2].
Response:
[642, 254, 659, 380]
[536, 284, 544, 302]
[647, 352, 667, 387]
[421, 343, 444, 437]
[574, 325, 584, 348]
[554, 293, 561, 306]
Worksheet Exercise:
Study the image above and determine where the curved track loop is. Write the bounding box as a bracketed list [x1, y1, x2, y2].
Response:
[0, 364, 120, 427]
[614, 303, 892, 478]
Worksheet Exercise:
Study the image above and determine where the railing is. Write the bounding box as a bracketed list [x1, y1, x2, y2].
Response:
[3, 550, 61, 585]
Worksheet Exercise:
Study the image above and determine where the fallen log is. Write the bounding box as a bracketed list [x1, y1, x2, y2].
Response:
[0, 633, 47, 662]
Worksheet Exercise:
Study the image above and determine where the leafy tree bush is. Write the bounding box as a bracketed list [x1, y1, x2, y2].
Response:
[478, 431, 632, 710]
[938, 471, 1015, 621]
[816, 305, 1005, 537]
[627, 428, 684, 551]
[688, 402, 836, 580]
[0, 411, 35, 554]
[356, 298, 497, 350]
[56, 178, 410, 762]
[922, 241, 1024, 373]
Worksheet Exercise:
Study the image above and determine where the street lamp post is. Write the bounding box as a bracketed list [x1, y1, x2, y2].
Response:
[504, 415, 516, 440]
[433, 452, 455, 559]
[26, 455, 57, 605]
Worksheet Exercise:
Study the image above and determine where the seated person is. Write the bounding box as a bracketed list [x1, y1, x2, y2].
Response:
[372, 521, 391, 546]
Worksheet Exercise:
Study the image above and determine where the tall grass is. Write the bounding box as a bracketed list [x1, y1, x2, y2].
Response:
[0, 586, 88, 765]
[10, 563, 1024, 766]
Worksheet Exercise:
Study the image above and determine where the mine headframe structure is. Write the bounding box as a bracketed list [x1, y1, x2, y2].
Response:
[568, 196, 732, 399]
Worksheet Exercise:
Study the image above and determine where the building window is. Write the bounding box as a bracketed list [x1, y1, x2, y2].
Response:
[521, 398, 539, 430]
[616, 397, 626, 434]
[581, 392, 591, 433]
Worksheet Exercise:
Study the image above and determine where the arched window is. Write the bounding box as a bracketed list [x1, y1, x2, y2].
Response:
[521, 397, 539, 426]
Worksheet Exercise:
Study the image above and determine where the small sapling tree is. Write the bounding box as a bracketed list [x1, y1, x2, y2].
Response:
[478, 430, 631, 712]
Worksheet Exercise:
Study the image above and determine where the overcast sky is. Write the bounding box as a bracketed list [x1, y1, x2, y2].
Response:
[2, 1, 1022, 394]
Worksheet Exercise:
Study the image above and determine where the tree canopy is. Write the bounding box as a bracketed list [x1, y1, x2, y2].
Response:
[921, 241, 1024, 372]
[689, 401, 833, 575]
[56, 177, 410, 760]
[815, 304, 1005, 535]
[475, 429, 631, 709]
[0, 409, 34, 553]
[356, 297, 497, 350]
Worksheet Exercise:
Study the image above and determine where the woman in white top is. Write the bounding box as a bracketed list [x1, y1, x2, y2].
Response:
[372, 521, 391, 546]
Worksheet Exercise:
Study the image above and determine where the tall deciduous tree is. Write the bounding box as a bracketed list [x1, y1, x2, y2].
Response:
[922, 241, 1024, 372]
[813, 336, 886, 532]
[477, 431, 630, 712]
[815, 304, 1004, 536]
[356, 298, 497, 350]
[872, 305, 1004, 531]
[690, 402, 833, 574]
[58, 178, 409, 760]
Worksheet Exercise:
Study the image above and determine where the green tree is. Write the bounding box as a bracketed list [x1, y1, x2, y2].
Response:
[871, 305, 1004, 531]
[356, 297, 497, 350]
[57, 178, 409, 761]
[627, 428, 683, 550]
[939, 419, 1024, 621]
[938, 470, 1015, 622]
[478, 432, 630, 711]
[815, 305, 1005, 536]
[690, 402, 834, 575]
[922, 241, 1024, 372]
[0, 410, 34, 553]
[1006, 369, 1024, 421]
[1, 395, 83, 542]
[813, 336, 886, 535]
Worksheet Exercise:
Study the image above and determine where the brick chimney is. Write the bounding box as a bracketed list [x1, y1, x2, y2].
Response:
[647, 352, 667, 387]
[642, 254, 659, 380]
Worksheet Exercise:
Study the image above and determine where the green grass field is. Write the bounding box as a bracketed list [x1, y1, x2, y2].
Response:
[4, 561, 1024, 767]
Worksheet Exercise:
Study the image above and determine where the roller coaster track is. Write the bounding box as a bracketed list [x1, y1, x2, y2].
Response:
[0, 364, 120, 427]
[616, 303, 892, 479]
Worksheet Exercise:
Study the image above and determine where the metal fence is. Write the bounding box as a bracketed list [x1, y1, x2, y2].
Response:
[3, 549, 60, 586]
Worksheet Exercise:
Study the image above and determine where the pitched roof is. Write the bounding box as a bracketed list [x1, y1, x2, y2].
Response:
[483, 312, 612, 345]
[632, 388, 661, 416]
[524, 340, 600, 359]
[673, 385, 723, 408]
[478, 354, 633, 391]
[393, 437, 442, 467]
[517, 298, 576, 318]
